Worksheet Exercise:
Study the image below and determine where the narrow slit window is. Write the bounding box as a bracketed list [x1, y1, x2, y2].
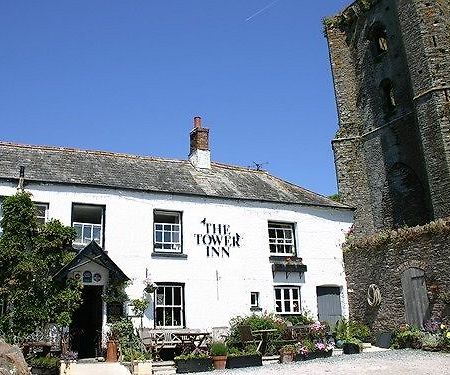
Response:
[380, 79, 397, 113]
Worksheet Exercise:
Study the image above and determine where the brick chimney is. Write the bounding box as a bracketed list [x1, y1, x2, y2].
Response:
[189, 116, 211, 169]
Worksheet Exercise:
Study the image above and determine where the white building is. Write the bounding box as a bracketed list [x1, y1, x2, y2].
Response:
[0, 117, 353, 358]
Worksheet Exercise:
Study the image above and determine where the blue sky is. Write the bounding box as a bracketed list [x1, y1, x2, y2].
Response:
[0, 0, 351, 196]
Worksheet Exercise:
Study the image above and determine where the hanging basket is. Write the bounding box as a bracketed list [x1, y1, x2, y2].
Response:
[144, 285, 157, 294]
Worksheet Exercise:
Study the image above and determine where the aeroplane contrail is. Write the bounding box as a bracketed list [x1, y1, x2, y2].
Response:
[245, 0, 282, 22]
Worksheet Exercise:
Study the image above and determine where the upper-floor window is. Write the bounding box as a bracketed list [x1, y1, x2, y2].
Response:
[35, 203, 49, 225]
[268, 222, 296, 256]
[0, 199, 48, 234]
[155, 284, 184, 328]
[380, 79, 396, 113]
[369, 22, 388, 56]
[274, 286, 301, 314]
[72, 203, 104, 247]
[154, 211, 182, 253]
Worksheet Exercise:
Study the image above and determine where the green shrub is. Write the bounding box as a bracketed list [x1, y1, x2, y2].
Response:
[28, 356, 60, 370]
[174, 353, 209, 360]
[210, 341, 227, 356]
[334, 319, 372, 342]
[421, 333, 443, 351]
[110, 318, 149, 361]
[284, 311, 314, 326]
[391, 325, 423, 349]
[228, 313, 286, 343]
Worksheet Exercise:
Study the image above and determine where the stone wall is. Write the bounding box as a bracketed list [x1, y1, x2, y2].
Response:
[326, 0, 450, 235]
[343, 222, 450, 333]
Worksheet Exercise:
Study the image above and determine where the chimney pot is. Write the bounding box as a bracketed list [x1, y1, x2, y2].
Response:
[194, 116, 202, 129]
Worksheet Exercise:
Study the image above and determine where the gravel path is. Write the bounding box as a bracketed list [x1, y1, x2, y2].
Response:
[211, 350, 450, 375]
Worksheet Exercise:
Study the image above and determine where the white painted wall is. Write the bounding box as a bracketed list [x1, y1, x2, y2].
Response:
[0, 181, 352, 331]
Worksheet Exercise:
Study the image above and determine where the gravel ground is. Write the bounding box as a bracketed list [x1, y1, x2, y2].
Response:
[208, 350, 450, 375]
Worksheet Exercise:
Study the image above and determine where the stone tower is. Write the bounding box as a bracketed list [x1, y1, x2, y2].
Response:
[326, 0, 450, 235]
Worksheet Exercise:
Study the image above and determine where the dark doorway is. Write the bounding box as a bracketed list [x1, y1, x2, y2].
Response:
[70, 285, 103, 358]
[317, 286, 342, 329]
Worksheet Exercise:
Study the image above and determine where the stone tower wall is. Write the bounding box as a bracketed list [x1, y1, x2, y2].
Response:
[327, 0, 449, 235]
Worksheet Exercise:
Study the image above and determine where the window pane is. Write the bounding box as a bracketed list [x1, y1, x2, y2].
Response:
[93, 226, 101, 243]
[275, 301, 281, 312]
[275, 289, 281, 299]
[155, 307, 164, 326]
[156, 289, 164, 306]
[284, 301, 290, 312]
[155, 224, 162, 230]
[293, 301, 300, 312]
[292, 288, 298, 299]
[173, 308, 182, 326]
[163, 224, 171, 231]
[155, 231, 162, 242]
[174, 287, 181, 305]
[165, 307, 173, 326]
[173, 232, 180, 243]
[164, 232, 171, 242]
[165, 287, 173, 305]
[284, 289, 290, 299]
[74, 224, 82, 243]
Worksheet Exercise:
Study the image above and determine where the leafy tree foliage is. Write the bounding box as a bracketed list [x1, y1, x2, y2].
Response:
[0, 191, 82, 342]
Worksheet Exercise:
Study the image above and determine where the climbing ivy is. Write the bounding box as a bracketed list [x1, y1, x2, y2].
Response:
[0, 191, 83, 342]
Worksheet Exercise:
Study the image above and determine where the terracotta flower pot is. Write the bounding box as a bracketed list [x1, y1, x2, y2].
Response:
[212, 355, 227, 370]
[106, 340, 119, 362]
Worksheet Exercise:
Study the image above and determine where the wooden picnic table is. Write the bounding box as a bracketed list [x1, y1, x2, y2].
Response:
[172, 332, 211, 354]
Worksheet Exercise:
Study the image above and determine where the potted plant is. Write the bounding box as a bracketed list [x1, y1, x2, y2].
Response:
[226, 346, 262, 369]
[279, 344, 296, 363]
[310, 341, 333, 359]
[106, 328, 119, 362]
[28, 356, 60, 375]
[174, 353, 213, 373]
[210, 341, 228, 370]
[131, 298, 149, 329]
[342, 338, 362, 354]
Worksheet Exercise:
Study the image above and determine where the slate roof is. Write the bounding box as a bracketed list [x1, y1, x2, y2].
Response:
[0, 141, 349, 209]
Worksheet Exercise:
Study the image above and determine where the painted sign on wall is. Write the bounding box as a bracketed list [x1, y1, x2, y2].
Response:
[195, 218, 241, 257]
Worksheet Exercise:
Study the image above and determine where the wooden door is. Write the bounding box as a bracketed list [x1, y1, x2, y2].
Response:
[401, 267, 430, 329]
[317, 286, 342, 329]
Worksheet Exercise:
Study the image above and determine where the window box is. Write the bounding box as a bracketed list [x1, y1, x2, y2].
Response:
[175, 357, 213, 373]
[226, 354, 262, 369]
[272, 262, 307, 278]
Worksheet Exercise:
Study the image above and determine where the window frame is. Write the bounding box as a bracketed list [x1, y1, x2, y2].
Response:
[250, 292, 260, 308]
[34, 202, 49, 225]
[153, 282, 185, 328]
[268, 221, 297, 256]
[153, 210, 183, 254]
[274, 285, 301, 315]
[71, 203, 106, 248]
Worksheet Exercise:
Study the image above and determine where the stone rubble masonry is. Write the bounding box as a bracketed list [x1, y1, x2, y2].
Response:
[344, 229, 450, 332]
[327, 0, 450, 236]
[326, 0, 450, 333]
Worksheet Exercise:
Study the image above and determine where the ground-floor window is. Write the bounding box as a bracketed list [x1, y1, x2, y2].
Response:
[274, 286, 301, 314]
[155, 284, 184, 328]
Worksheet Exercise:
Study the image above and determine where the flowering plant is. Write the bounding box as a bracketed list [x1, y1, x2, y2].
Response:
[143, 276, 158, 293]
[314, 341, 334, 352]
[309, 321, 328, 339]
